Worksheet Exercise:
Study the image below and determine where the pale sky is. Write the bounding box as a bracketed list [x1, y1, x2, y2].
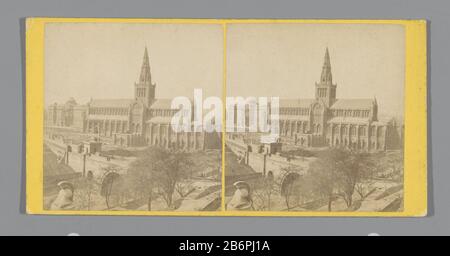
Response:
[45, 22, 404, 117]
[227, 23, 405, 117]
[45, 23, 223, 106]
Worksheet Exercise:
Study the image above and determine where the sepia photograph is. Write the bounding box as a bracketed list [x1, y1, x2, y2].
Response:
[26, 18, 426, 216]
[43, 23, 223, 212]
[0, 0, 437, 238]
[225, 23, 405, 212]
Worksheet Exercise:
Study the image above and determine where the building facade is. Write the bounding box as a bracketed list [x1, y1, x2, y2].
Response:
[274, 48, 403, 151]
[45, 47, 402, 152]
[44, 97, 87, 132]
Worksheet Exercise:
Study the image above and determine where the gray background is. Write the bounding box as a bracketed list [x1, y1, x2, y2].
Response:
[0, 0, 445, 236]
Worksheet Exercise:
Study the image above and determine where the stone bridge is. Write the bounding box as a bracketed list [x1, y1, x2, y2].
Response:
[226, 138, 315, 194]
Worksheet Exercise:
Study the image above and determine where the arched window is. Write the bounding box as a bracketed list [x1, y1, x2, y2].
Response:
[333, 125, 339, 134]
[313, 104, 322, 117]
[285, 121, 290, 135]
[135, 123, 140, 133]
[377, 127, 384, 137]
[359, 126, 366, 136]
[370, 126, 376, 136]
[350, 126, 356, 136]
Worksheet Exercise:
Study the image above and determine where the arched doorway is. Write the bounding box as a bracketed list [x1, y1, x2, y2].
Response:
[280, 172, 301, 210]
[280, 172, 301, 196]
[135, 123, 140, 134]
[100, 171, 125, 209]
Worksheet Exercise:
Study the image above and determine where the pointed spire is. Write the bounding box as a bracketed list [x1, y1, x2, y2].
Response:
[139, 46, 151, 84]
[324, 47, 331, 67]
[320, 47, 332, 85]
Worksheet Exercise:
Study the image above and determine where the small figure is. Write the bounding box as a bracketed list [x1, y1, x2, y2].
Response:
[50, 181, 75, 210]
[86, 170, 94, 181]
[227, 181, 253, 210]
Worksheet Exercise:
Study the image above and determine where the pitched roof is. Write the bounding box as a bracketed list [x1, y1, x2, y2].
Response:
[149, 98, 175, 109]
[328, 116, 370, 124]
[89, 99, 135, 108]
[146, 116, 173, 124]
[279, 115, 310, 121]
[279, 98, 315, 108]
[330, 99, 374, 110]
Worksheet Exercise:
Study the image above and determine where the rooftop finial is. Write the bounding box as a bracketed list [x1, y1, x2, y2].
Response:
[320, 47, 332, 84]
[139, 46, 151, 84]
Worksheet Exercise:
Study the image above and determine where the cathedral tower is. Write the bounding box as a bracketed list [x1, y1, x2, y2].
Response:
[315, 48, 337, 107]
[135, 47, 156, 106]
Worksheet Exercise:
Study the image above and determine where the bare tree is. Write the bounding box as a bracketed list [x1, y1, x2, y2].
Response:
[127, 147, 192, 210]
[263, 176, 276, 210]
[308, 149, 348, 211]
[127, 156, 158, 211]
[252, 176, 276, 211]
[73, 177, 96, 210]
[157, 150, 192, 208]
[355, 181, 376, 200]
[175, 180, 194, 198]
[340, 151, 378, 207]
[308, 149, 376, 210]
